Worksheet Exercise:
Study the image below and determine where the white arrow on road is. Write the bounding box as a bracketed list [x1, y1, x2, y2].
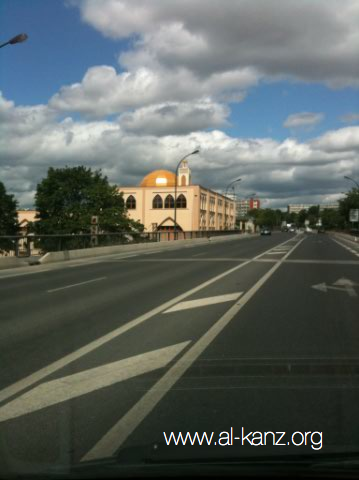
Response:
[0, 341, 190, 423]
[312, 277, 358, 297]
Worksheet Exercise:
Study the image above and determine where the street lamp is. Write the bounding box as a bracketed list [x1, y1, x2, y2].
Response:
[173, 148, 200, 239]
[224, 178, 241, 230]
[0, 33, 28, 49]
[344, 175, 359, 189]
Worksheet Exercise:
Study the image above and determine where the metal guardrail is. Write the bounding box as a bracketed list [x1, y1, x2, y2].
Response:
[0, 230, 241, 257]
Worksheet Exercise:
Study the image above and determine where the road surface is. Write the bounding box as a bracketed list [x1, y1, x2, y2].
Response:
[0, 232, 359, 475]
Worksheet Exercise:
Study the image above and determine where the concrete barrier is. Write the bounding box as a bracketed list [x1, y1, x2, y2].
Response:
[0, 257, 30, 270]
[39, 233, 256, 265]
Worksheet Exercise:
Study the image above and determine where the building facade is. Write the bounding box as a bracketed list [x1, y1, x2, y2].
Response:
[236, 197, 261, 218]
[119, 163, 236, 232]
[287, 203, 339, 214]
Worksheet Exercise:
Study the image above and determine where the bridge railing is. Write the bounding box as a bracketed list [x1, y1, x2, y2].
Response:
[0, 230, 241, 257]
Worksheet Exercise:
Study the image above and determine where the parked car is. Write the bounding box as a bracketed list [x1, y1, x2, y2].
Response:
[260, 226, 271, 236]
[317, 226, 325, 233]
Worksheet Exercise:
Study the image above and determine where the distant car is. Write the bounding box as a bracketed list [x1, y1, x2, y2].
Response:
[289, 226, 296, 232]
[281, 227, 289, 232]
[260, 226, 271, 235]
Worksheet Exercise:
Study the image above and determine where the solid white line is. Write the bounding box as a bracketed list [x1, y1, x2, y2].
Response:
[0, 342, 190, 422]
[266, 251, 288, 255]
[332, 238, 359, 257]
[82, 236, 305, 461]
[47, 277, 107, 293]
[163, 293, 243, 313]
[0, 234, 300, 406]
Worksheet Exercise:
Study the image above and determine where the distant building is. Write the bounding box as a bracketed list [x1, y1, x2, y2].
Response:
[17, 209, 38, 235]
[237, 198, 261, 218]
[320, 203, 340, 211]
[287, 204, 314, 214]
[17, 210, 39, 255]
[118, 162, 236, 233]
[287, 203, 339, 214]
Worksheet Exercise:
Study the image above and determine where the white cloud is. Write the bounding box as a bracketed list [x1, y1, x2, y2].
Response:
[340, 113, 359, 123]
[118, 100, 229, 136]
[311, 126, 359, 152]
[284, 112, 324, 129]
[49, 65, 256, 117]
[1, 92, 358, 208]
[74, 0, 359, 87]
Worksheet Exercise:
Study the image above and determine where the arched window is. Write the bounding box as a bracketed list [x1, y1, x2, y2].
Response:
[181, 175, 186, 186]
[176, 194, 187, 208]
[126, 195, 136, 209]
[164, 194, 174, 208]
[153, 194, 163, 209]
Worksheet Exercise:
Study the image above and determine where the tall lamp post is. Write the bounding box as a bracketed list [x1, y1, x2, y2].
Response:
[0, 33, 28, 49]
[173, 148, 200, 239]
[224, 178, 241, 230]
[344, 175, 359, 189]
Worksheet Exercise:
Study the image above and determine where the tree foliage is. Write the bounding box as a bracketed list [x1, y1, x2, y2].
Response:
[33, 167, 143, 237]
[0, 182, 18, 252]
[339, 188, 359, 227]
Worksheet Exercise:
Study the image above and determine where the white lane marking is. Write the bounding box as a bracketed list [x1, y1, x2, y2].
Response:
[0, 234, 300, 405]
[47, 277, 107, 293]
[0, 342, 189, 423]
[163, 293, 243, 313]
[108, 254, 139, 260]
[332, 238, 359, 257]
[334, 278, 359, 287]
[266, 251, 288, 255]
[142, 250, 165, 255]
[192, 252, 206, 257]
[312, 278, 358, 297]
[82, 236, 305, 461]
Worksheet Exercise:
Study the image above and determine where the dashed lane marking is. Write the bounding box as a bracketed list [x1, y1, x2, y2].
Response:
[47, 277, 107, 293]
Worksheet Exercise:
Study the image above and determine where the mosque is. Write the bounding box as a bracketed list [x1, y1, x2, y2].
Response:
[118, 161, 235, 233]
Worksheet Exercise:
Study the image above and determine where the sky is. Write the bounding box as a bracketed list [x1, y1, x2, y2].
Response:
[0, 0, 358, 209]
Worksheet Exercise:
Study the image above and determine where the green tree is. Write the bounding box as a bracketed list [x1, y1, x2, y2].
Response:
[339, 188, 359, 228]
[297, 209, 307, 227]
[0, 182, 18, 253]
[285, 212, 298, 225]
[33, 167, 143, 250]
[307, 205, 320, 226]
[320, 208, 345, 230]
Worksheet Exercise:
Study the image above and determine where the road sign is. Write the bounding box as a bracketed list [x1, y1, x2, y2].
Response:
[349, 209, 359, 222]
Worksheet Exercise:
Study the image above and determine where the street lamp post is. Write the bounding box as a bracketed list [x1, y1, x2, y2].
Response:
[344, 175, 359, 189]
[224, 178, 241, 230]
[0, 33, 28, 49]
[173, 148, 200, 239]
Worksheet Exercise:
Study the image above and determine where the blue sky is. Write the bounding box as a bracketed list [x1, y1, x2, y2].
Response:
[0, 0, 358, 207]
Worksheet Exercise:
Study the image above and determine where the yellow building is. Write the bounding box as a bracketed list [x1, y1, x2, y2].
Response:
[119, 162, 235, 233]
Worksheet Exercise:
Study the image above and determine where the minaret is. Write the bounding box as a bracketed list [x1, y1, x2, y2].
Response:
[178, 160, 191, 186]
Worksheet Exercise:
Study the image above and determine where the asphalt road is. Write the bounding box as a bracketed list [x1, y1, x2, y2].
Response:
[0, 232, 359, 476]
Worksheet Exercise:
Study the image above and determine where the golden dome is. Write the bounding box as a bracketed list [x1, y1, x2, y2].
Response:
[140, 169, 176, 187]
